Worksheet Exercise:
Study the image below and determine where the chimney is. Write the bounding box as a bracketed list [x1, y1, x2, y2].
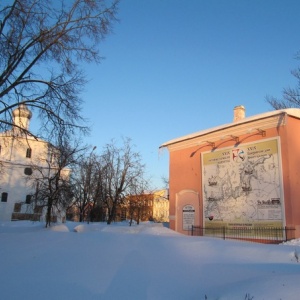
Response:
[233, 105, 245, 122]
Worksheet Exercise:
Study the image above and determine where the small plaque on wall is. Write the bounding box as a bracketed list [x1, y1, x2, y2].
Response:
[182, 204, 195, 230]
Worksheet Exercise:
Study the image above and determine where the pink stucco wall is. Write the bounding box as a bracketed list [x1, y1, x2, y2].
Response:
[280, 116, 300, 236]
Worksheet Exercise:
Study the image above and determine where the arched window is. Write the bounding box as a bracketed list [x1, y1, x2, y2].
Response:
[26, 148, 32, 158]
[1, 192, 8, 202]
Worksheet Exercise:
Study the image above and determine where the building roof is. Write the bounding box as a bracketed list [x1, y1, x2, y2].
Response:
[159, 108, 300, 149]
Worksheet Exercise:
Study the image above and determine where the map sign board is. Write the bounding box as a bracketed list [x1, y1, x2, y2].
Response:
[202, 138, 284, 235]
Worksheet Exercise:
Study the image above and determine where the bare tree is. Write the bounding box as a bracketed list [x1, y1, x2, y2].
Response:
[161, 175, 169, 189]
[267, 58, 300, 109]
[30, 136, 82, 227]
[89, 156, 110, 222]
[101, 138, 145, 224]
[0, 0, 119, 140]
[69, 138, 150, 224]
[70, 146, 99, 222]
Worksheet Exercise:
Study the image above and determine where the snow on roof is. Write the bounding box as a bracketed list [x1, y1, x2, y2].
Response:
[160, 108, 300, 149]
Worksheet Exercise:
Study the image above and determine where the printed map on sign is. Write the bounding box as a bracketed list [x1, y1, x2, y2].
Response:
[202, 138, 284, 228]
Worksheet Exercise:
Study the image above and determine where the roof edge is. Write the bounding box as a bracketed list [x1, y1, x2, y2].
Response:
[159, 108, 300, 149]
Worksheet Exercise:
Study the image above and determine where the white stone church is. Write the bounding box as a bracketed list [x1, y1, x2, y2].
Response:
[0, 104, 69, 222]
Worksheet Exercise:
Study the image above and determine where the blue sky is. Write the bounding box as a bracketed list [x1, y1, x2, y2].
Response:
[80, 0, 300, 188]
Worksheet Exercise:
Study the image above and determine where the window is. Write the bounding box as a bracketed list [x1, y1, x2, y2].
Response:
[26, 148, 32, 158]
[25, 195, 32, 204]
[50, 152, 54, 163]
[1, 192, 8, 202]
[24, 167, 33, 175]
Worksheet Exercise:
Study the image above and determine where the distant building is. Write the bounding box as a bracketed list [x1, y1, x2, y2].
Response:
[114, 189, 169, 223]
[152, 189, 169, 222]
[66, 189, 169, 223]
[0, 104, 69, 222]
[160, 106, 300, 239]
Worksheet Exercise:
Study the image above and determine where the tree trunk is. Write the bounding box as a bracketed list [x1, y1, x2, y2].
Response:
[107, 205, 116, 224]
[137, 208, 140, 225]
[79, 210, 84, 222]
[46, 201, 52, 228]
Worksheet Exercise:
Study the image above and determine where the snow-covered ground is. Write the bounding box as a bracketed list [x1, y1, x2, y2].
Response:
[0, 221, 299, 300]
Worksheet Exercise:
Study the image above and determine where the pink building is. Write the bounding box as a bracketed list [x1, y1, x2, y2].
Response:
[160, 106, 300, 239]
